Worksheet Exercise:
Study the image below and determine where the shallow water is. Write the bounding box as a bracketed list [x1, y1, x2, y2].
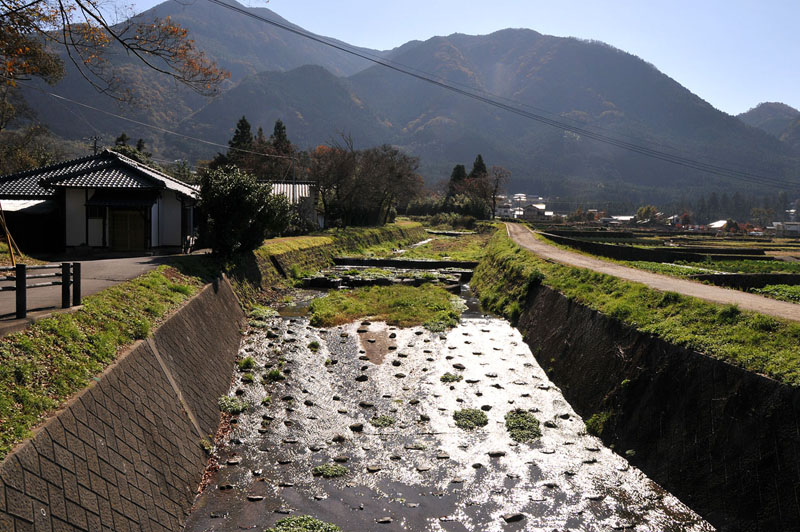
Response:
[185, 299, 713, 531]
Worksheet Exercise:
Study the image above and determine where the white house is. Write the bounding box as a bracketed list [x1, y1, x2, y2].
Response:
[0, 150, 197, 252]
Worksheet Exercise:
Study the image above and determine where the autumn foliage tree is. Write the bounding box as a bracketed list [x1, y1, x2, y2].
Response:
[0, 0, 228, 130]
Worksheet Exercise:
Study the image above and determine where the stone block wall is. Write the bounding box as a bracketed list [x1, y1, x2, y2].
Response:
[0, 278, 244, 532]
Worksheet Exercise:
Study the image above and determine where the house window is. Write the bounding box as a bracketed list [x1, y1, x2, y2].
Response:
[87, 206, 104, 218]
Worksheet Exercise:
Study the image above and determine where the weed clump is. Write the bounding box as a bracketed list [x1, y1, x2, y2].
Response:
[241, 373, 254, 384]
[453, 408, 488, 430]
[308, 340, 320, 352]
[238, 356, 256, 371]
[218, 396, 248, 414]
[585, 411, 613, 437]
[504, 409, 541, 442]
[265, 515, 341, 532]
[370, 415, 395, 428]
[440, 373, 463, 383]
[311, 464, 348, 478]
[263, 369, 286, 383]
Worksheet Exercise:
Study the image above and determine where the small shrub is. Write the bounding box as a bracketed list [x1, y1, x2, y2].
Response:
[218, 396, 248, 414]
[585, 410, 613, 437]
[311, 463, 348, 478]
[241, 373, 254, 384]
[265, 515, 342, 532]
[504, 409, 541, 442]
[308, 340, 320, 352]
[264, 369, 286, 383]
[238, 356, 256, 371]
[453, 408, 488, 430]
[440, 373, 463, 383]
[370, 415, 395, 428]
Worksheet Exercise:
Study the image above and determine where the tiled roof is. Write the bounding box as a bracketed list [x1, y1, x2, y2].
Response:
[0, 150, 199, 199]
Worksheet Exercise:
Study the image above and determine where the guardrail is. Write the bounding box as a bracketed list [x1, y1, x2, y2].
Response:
[0, 263, 81, 319]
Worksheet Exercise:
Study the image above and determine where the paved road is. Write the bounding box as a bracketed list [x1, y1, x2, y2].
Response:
[506, 223, 800, 323]
[0, 255, 174, 330]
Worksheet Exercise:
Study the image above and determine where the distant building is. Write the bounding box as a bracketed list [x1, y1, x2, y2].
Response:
[522, 203, 548, 221]
[774, 222, 800, 237]
[495, 201, 514, 218]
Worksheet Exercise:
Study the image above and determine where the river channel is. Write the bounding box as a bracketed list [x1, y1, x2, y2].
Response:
[184, 283, 713, 531]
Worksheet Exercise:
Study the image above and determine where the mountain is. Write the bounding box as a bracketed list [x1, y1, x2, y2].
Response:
[738, 102, 800, 138]
[17, 3, 800, 204]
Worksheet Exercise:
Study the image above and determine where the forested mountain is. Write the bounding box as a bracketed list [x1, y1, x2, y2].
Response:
[738, 102, 800, 138]
[16, 1, 800, 205]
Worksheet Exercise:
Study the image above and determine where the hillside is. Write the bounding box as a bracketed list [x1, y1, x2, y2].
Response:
[16, 3, 800, 204]
[738, 102, 800, 138]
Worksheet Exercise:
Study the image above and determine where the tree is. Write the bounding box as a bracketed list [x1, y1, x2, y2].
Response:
[0, 125, 65, 174]
[488, 165, 510, 219]
[114, 132, 130, 146]
[198, 166, 290, 257]
[0, 0, 229, 131]
[447, 164, 467, 197]
[635, 205, 659, 222]
[468, 154, 487, 179]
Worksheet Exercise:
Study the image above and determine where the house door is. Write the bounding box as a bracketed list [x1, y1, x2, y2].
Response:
[109, 209, 147, 251]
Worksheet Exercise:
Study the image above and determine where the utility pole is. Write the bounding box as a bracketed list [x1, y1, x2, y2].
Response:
[86, 136, 101, 155]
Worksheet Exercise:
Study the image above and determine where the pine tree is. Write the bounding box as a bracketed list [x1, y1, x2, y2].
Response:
[468, 154, 487, 178]
[229, 116, 254, 153]
[447, 164, 467, 197]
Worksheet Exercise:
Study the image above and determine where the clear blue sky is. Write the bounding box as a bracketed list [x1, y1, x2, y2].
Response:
[135, 0, 799, 115]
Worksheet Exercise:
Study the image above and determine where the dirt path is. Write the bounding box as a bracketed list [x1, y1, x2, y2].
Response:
[506, 223, 800, 323]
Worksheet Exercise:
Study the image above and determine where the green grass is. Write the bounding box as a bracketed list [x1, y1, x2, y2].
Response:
[504, 409, 542, 442]
[0, 266, 202, 459]
[357, 224, 497, 262]
[263, 369, 286, 383]
[265, 515, 342, 532]
[238, 356, 256, 371]
[453, 408, 488, 430]
[752, 284, 800, 303]
[308, 284, 461, 331]
[370, 415, 396, 427]
[311, 463, 348, 478]
[474, 230, 800, 386]
[585, 411, 613, 436]
[218, 396, 249, 414]
[440, 373, 463, 383]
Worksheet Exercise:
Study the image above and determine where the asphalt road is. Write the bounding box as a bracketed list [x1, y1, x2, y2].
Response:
[506, 222, 800, 323]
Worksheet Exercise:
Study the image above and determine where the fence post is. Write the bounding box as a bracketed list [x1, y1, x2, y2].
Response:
[61, 263, 71, 308]
[15, 263, 26, 319]
[72, 262, 81, 306]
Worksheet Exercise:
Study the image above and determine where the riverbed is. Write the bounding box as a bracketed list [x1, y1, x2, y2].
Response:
[184, 288, 712, 531]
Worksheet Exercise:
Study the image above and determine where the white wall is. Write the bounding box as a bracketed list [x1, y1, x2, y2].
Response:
[160, 193, 183, 247]
[65, 189, 86, 246]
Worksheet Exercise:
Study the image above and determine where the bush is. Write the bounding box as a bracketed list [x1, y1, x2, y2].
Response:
[199, 166, 291, 257]
[218, 396, 248, 414]
[585, 411, 613, 436]
[237, 356, 256, 371]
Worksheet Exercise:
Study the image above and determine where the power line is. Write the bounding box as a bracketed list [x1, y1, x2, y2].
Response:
[204, 0, 800, 191]
[6, 77, 295, 161]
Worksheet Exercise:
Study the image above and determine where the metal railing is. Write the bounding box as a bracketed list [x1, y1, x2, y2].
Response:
[0, 263, 82, 319]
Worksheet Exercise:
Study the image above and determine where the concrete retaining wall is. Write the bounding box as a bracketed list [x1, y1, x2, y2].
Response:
[0, 278, 244, 532]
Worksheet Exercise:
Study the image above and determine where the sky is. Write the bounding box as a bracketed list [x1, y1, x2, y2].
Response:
[132, 0, 800, 116]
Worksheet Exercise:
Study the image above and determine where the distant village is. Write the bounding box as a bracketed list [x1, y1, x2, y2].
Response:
[495, 193, 800, 237]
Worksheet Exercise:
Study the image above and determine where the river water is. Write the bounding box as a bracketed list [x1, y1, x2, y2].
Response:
[184, 288, 712, 531]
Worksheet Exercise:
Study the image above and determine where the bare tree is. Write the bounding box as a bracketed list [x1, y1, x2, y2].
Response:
[488, 165, 511, 219]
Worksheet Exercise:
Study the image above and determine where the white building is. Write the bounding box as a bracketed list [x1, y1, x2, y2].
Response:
[0, 150, 197, 252]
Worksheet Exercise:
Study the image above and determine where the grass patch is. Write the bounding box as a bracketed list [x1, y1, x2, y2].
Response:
[585, 411, 613, 436]
[263, 369, 286, 383]
[474, 230, 800, 386]
[0, 265, 201, 459]
[311, 463, 348, 478]
[752, 284, 800, 303]
[218, 396, 249, 414]
[238, 356, 256, 371]
[504, 409, 542, 442]
[308, 284, 461, 331]
[370, 415, 395, 427]
[308, 340, 320, 352]
[453, 408, 488, 430]
[357, 225, 496, 262]
[440, 372, 463, 383]
[266, 515, 342, 532]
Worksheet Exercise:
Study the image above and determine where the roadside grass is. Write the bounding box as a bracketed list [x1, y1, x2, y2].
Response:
[474, 230, 800, 386]
[308, 284, 461, 331]
[0, 242, 46, 267]
[0, 265, 202, 459]
[752, 284, 800, 303]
